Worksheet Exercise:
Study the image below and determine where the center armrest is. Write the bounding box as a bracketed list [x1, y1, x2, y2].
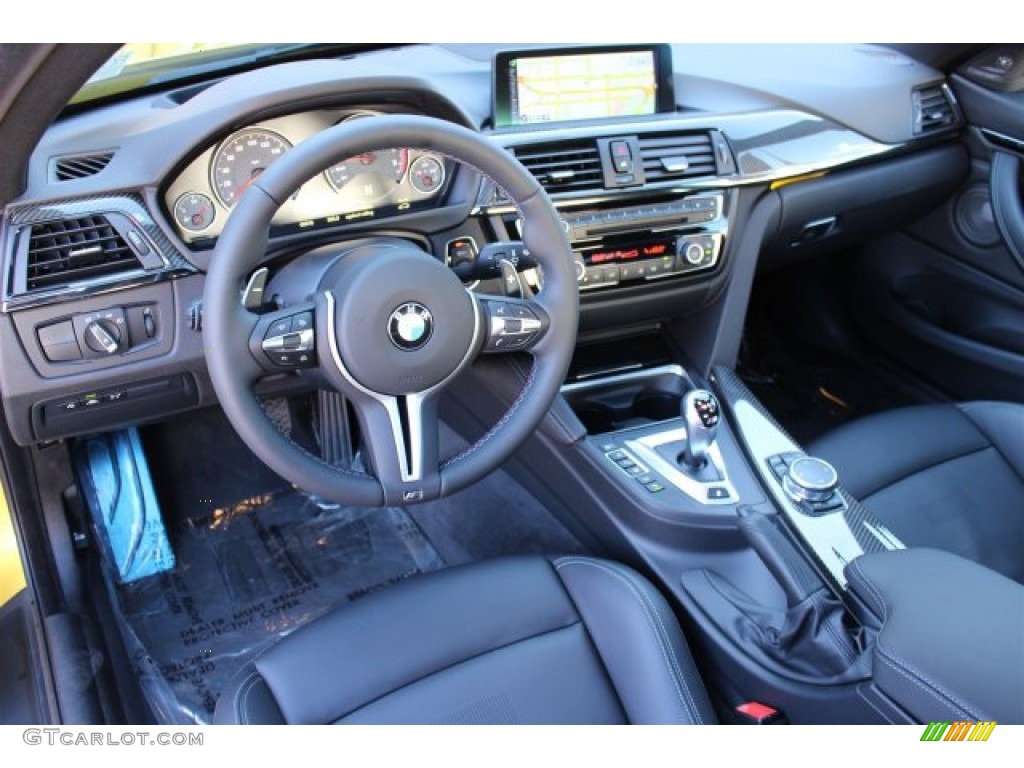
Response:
[846, 548, 1024, 724]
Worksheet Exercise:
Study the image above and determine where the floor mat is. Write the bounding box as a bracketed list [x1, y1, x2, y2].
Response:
[405, 424, 590, 565]
[112, 490, 444, 724]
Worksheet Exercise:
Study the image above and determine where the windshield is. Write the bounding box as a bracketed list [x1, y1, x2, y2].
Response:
[72, 43, 350, 105]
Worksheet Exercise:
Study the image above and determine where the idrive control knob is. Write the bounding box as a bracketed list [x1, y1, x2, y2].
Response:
[783, 456, 839, 504]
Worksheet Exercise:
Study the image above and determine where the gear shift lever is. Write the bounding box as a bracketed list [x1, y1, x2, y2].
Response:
[681, 389, 721, 469]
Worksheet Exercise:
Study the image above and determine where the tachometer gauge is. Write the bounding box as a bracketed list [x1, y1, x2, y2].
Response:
[326, 148, 409, 202]
[173, 192, 216, 232]
[210, 128, 292, 208]
[409, 155, 445, 195]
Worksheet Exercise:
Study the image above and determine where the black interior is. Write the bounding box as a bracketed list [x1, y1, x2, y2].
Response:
[1, 42, 1023, 727]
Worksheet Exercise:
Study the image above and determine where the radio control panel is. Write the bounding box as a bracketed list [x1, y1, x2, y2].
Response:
[566, 193, 726, 292]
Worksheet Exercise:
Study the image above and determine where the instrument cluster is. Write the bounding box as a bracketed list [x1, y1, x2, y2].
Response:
[164, 109, 452, 245]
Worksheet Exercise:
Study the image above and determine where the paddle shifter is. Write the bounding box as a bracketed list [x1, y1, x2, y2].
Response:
[681, 389, 721, 469]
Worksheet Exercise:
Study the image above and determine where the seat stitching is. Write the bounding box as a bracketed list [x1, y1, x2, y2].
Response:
[850, 559, 976, 718]
[235, 672, 263, 726]
[820, 609, 857, 664]
[554, 557, 703, 724]
[333, 619, 584, 723]
[848, 558, 887, 621]
[858, 445, 995, 501]
[876, 648, 973, 720]
[956, 403, 1024, 487]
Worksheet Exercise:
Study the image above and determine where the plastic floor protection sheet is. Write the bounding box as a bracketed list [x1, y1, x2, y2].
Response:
[110, 490, 446, 724]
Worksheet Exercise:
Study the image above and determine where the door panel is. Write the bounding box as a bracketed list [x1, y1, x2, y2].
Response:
[850, 60, 1024, 401]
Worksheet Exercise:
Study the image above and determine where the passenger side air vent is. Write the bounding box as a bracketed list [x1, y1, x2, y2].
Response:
[638, 132, 717, 182]
[514, 140, 603, 194]
[52, 151, 115, 181]
[912, 84, 958, 134]
[25, 215, 143, 291]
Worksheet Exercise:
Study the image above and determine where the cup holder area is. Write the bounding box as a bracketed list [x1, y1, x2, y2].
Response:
[561, 364, 692, 435]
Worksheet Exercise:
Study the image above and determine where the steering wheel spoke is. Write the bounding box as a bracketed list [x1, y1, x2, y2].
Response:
[476, 294, 550, 354]
[248, 303, 319, 374]
[350, 390, 441, 504]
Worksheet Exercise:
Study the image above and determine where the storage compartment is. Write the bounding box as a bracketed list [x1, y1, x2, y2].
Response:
[561, 364, 692, 435]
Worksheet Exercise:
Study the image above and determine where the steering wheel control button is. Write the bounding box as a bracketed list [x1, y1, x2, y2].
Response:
[269, 316, 293, 336]
[262, 312, 316, 368]
[482, 299, 546, 352]
[388, 303, 434, 351]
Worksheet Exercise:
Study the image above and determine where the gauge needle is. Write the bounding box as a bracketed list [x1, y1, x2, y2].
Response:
[233, 168, 265, 202]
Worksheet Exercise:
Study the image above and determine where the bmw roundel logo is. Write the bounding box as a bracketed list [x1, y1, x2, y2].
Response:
[388, 302, 434, 350]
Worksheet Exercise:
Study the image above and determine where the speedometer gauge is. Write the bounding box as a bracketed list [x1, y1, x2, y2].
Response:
[210, 128, 292, 208]
[326, 148, 409, 202]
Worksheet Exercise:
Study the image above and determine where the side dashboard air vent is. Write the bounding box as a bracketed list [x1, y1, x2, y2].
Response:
[25, 215, 143, 291]
[53, 151, 115, 181]
[913, 84, 958, 134]
[514, 140, 603, 193]
[638, 132, 717, 182]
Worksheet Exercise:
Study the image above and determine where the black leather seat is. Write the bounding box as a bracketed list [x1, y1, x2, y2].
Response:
[214, 555, 715, 724]
[810, 402, 1024, 584]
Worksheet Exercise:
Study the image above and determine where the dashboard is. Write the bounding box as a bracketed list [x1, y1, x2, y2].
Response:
[0, 43, 965, 446]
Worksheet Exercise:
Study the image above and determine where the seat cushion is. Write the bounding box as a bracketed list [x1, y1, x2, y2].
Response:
[214, 555, 714, 725]
[810, 402, 1024, 583]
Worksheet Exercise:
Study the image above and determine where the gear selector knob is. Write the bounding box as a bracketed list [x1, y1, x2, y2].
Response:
[681, 389, 721, 469]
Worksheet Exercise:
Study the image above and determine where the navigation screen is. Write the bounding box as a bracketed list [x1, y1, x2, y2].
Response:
[494, 46, 673, 128]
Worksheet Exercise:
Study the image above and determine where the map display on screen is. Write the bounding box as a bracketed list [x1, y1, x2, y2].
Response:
[507, 50, 658, 125]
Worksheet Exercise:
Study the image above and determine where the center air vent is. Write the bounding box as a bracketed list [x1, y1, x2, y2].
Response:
[53, 151, 115, 182]
[638, 132, 717, 182]
[514, 140, 602, 194]
[912, 84, 958, 134]
[24, 214, 144, 291]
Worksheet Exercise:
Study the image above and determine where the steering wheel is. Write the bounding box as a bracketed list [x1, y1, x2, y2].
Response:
[203, 115, 578, 506]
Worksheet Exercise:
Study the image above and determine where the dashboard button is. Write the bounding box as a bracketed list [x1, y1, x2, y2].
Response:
[38, 320, 83, 362]
[610, 140, 633, 173]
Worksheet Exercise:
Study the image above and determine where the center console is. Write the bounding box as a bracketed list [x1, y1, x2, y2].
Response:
[542, 354, 920, 722]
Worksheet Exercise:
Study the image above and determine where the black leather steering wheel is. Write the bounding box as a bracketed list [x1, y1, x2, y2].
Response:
[204, 115, 578, 506]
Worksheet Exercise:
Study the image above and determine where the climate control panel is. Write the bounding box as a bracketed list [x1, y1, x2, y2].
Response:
[565, 193, 726, 292]
[574, 233, 722, 291]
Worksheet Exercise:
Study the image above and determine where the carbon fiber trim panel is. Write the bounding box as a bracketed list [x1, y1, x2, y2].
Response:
[712, 366, 900, 589]
[2, 192, 194, 312]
